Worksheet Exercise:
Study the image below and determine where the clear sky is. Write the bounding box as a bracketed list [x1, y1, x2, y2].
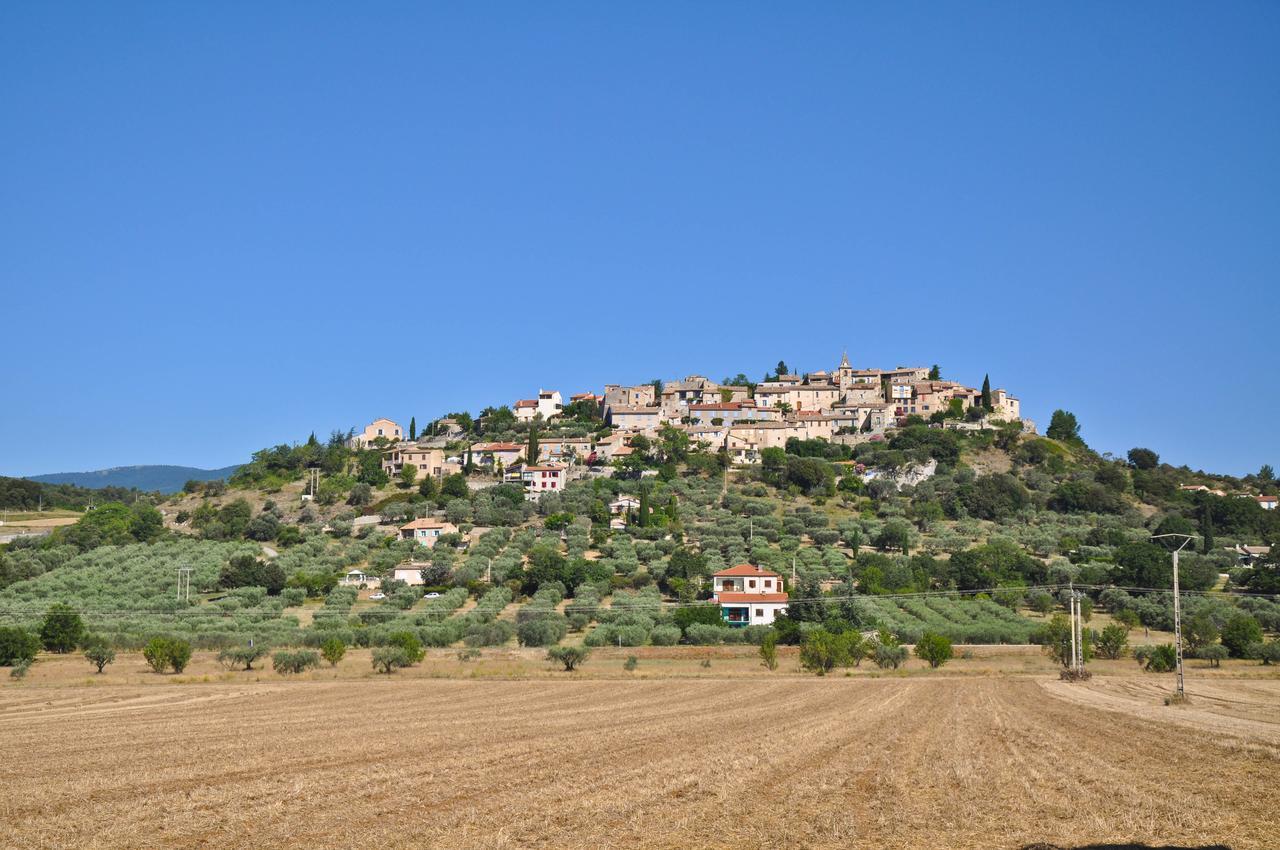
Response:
[1, 3, 1276, 478]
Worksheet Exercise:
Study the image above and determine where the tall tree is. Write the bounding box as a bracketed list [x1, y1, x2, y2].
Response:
[980, 374, 992, 409]
[1046, 409, 1082, 443]
[928, 365, 941, 381]
[409, 417, 417, 441]
[1260, 464, 1275, 482]
[527, 427, 540, 464]
[1200, 501, 1215, 554]
[638, 485, 651, 528]
[776, 360, 790, 377]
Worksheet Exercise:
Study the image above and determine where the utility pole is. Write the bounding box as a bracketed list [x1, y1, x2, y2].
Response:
[485, 557, 492, 584]
[177, 566, 193, 603]
[1068, 593, 1078, 673]
[1151, 533, 1197, 700]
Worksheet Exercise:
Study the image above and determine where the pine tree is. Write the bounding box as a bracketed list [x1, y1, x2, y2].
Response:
[928, 365, 941, 380]
[409, 417, 416, 441]
[981, 374, 992, 410]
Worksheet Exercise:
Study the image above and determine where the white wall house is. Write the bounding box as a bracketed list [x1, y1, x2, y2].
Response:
[398, 518, 458, 548]
[712, 563, 788, 626]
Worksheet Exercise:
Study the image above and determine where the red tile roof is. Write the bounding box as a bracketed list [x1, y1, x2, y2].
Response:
[714, 563, 782, 578]
[515, 399, 537, 408]
[717, 592, 789, 604]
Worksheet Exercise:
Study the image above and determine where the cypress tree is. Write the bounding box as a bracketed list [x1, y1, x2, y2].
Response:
[981, 374, 992, 410]
[638, 486, 651, 528]
[1200, 502, 1215, 554]
[409, 417, 416, 441]
[527, 427, 540, 464]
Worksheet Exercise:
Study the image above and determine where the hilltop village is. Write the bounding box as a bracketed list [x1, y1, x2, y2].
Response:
[356, 353, 1027, 501]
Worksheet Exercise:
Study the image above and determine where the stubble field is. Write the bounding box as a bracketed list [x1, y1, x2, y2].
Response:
[1, 660, 1277, 850]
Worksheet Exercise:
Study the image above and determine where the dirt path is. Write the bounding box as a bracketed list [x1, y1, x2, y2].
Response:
[0, 676, 1274, 849]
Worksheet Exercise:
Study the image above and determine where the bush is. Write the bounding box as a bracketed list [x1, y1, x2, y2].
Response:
[800, 629, 843, 675]
[83, 638, 116, 673]
[281, 588, 307, 607]
[143, 637, 193, 673]
[217, 645, 268, 671]
[1095, 623, 1129, 660]
[273, 650, 320, 674]
[685, 623, 732, 645]
[372, 646, 411, 673]
[649, 625, 681, 646]
[464, 621, 515, 647]
[913, 632, 953, 668]
[1196, 644, 1228, 667]
[1259, 640, 1280, 666]
[517, 617, 568, 647]
[872, 631, 908, 670]
[10, 659, 32, 680]
[1135, 643, 1177, 673]
[0, 626, 40, 666]
[623, 654, 638, 671]
[320, 637, 347, 667]
[760, 632, 779, 670]
[1221, 613, 1263, 658]
[547, 645, 590, 671]
[385, 630, 425, 664]
[40, 603, 86, 653]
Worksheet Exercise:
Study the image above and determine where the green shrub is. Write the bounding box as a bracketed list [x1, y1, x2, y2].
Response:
[218, 645, 268, 671]
[464, 621, 515, 647]
[281, 588, 307, 607]
[83, 638, 116, 673]
[320, 637, 346, 666]
[385, 630, 425, 663]
[547, 645, 590, 671]
[1221, 613, 1263, 658]
[1196, 644, 1228, 667]
[685, 623, 732, 645]
[273, 650, 320, 674]
[913, 632, 953, 668]
[143, 637, 192, 673]
[517, 617, 568, 647]
[872, 631, 908, 670]
[623, 654, 638, 671]
[40, 603, 86, 653]
[0, 626, 40, 666]
[1095, 623, 1129, 660]
[648, 625, 681, 646]
[759, 632, 778, 670]
[371, 646, 411, 673]
[1135, 643, 1177, 673]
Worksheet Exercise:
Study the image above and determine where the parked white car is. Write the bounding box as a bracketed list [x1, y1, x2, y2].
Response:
[369, 592, 386, 600]
[424, 592, 440, 599]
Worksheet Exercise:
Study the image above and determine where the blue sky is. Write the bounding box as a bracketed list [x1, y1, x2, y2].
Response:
[1, 3, 1276, 478]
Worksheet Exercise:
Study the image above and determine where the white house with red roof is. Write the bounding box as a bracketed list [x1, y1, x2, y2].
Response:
[1258, 495, 1278, 511]
[505, 463, 567, 497]
[470, 441, 524, 470]
[398, 518, 458, 548]
[712, 563, 788, 626]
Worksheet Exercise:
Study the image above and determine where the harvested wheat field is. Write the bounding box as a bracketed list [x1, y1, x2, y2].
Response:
[1, 676, 1276, 850]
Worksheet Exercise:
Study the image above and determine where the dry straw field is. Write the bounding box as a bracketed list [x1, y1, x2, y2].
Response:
[1, 654, 1277, 850]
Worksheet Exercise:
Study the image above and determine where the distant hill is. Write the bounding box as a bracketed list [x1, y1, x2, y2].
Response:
[27, 465, 241, 494]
